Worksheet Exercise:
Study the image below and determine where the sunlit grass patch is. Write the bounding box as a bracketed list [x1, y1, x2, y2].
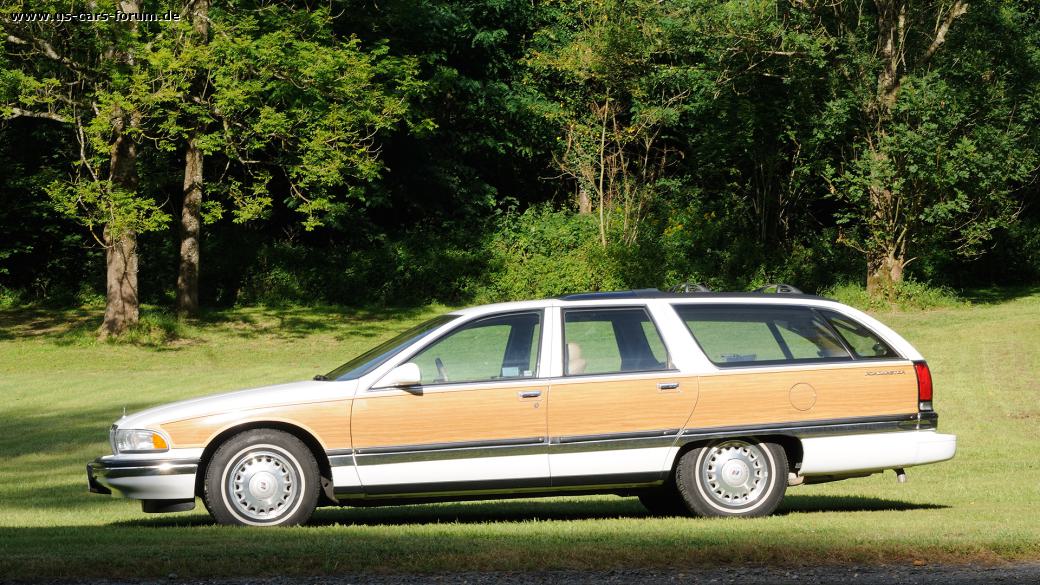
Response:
[0, 294, 1038, 578]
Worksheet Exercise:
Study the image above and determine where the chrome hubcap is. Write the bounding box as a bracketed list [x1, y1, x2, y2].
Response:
[700, 441, 768, 507]
[226, 449, 298, 522]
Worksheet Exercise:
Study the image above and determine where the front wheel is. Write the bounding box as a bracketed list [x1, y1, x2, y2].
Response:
[203, 429, 320, 526]
[675, 439, 787, 518]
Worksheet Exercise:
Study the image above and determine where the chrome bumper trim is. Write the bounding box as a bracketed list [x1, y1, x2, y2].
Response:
[87, 456, 200, 500]
[90, 457, 199, 478]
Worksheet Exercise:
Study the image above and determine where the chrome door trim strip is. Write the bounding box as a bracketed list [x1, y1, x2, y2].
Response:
[328, 413, 938, 469]
[554, 428, 681, 444]
[354, 436, 546, 455]
[678, 412, 937, 444]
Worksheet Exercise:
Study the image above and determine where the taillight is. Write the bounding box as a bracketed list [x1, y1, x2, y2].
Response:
[914, 361, 933, 408]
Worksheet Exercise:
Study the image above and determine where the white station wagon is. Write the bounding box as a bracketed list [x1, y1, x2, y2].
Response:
[88, 287, 956, 525]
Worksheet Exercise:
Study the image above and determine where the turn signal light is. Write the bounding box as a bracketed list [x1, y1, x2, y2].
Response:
[914, 361, 933, 403]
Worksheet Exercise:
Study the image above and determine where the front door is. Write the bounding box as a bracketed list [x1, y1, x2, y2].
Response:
[547, 306, 699, 487]
[351, 311, 550, 496]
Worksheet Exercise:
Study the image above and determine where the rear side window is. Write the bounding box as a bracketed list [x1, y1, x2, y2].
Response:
[674, 305, 851, 367]
[820, 310, 898, 359]
[563, 308, 671, 376]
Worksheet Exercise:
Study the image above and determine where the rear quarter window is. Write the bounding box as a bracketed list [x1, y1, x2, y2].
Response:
[819, 310, 898, 359]
[673, 304, 852, 367]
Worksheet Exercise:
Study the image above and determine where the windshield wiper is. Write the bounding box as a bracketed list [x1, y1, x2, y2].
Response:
[313, 374, 329, 381]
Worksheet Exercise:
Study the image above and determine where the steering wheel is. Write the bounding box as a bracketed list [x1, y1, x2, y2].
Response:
[434, 357, 448, 383]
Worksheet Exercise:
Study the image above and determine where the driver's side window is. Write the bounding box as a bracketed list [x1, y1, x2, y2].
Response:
[409, 311, 542, 385]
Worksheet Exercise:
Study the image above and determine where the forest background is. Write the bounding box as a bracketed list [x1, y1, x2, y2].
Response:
[2, 0, 1038, 335]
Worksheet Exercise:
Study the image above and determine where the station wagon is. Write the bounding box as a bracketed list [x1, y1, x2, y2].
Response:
[87, 287, 956, 525]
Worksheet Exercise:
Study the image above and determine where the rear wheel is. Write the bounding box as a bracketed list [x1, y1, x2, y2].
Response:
[675, 439, 787, 518]
[203, 429, 320, 526]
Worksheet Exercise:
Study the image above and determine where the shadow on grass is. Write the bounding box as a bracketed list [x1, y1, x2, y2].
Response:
[112, 494, 947, 529]
[0, 303, 443, 346]
[0, 403, 152, 459]
[194, 304, 438, 342]
[960, 284, 1040, 305]
[777, 494, 947, 514]
[0, 306, 100, 341]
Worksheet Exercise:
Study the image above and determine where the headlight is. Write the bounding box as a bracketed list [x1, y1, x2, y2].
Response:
[111, 429, 169, 454]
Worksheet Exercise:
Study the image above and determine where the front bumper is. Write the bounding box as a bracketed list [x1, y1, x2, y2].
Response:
[87, 456, 199, 500]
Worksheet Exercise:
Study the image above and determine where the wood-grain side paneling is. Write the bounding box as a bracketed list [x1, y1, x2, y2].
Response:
[689, 362, 918, 429]
[351, 385, 547, 449]
[160, 400, 352, 450]
[547, 374, 699, 438]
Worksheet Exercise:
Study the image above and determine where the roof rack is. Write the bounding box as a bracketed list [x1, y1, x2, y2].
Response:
[669, 282, 712, 293]
[753, 283, 804, 294]
[560, 288, 661, 301]
[559, 283, 814, 301]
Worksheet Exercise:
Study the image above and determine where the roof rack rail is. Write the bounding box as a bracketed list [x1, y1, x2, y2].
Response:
[560, 288, 660, 301]
[669, 282, 712, 293]
[754, 283, 803, 294]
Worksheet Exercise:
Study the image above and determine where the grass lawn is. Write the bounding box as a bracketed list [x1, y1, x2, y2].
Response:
[1, 292, 1039, 579]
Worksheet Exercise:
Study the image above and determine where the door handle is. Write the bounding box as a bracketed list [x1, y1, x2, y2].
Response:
[657, 382, 680, 391]
[518, 390, 543, 399]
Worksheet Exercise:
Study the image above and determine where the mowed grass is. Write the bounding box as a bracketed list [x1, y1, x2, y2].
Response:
[1, 293, 1039, 578]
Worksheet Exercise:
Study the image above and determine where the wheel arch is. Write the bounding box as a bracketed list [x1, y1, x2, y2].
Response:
[671, 434, 804, 478]
[194, 421, 337, 505]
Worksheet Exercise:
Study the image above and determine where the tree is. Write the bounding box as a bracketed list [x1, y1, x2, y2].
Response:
[175, 0, 210, 317]
[820, 1, 1039, 296]
[2, 0, 171, 335]
[525, 0, 698, 246]
[149, 2, 422, 315]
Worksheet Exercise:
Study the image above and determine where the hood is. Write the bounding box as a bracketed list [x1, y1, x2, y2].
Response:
[114, 379, 358, 430]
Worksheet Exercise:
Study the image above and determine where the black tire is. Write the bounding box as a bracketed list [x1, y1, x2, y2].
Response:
[203, 429, 320, 526]
[637, 484, 691, 516]
[675, 438, 787, 518]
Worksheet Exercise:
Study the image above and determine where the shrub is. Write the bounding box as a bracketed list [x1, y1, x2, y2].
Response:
[472, 205, 630, 302]
[822, 280, 967, 311]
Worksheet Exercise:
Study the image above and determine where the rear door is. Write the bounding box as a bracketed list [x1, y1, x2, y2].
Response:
[546, 306, 698, 486]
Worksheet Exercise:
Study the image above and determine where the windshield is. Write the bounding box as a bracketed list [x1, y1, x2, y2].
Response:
[323, 314, 458, 381]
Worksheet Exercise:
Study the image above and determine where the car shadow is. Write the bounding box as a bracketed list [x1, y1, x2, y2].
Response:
[112, 494, 947, 528]
[776, 494, 948, 515]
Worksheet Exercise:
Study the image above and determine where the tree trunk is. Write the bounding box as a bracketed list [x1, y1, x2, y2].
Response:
[175, 0, 210, 318]
[176, 136, 203, 316]
[100, 109, 142, 337]
[101, 228, 139, 337]
[865, 246, 905, 300]
[576, 185, 592, 214]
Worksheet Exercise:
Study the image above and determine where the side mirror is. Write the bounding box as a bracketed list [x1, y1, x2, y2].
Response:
[377, 363, 422, 388]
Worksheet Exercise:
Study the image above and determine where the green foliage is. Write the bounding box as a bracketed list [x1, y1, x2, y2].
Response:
[3, 0, 1040, 311]
[0, 285, 25, 308]
[117, 309, 191, 347]
[475, 205, 643, 302]
[234, 229, 485, 307]
[822, 280, 967, 312]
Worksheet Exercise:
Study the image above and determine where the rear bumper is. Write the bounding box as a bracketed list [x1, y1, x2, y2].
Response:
[799, 430, 956, 476]
[87, 456, 199, 500]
